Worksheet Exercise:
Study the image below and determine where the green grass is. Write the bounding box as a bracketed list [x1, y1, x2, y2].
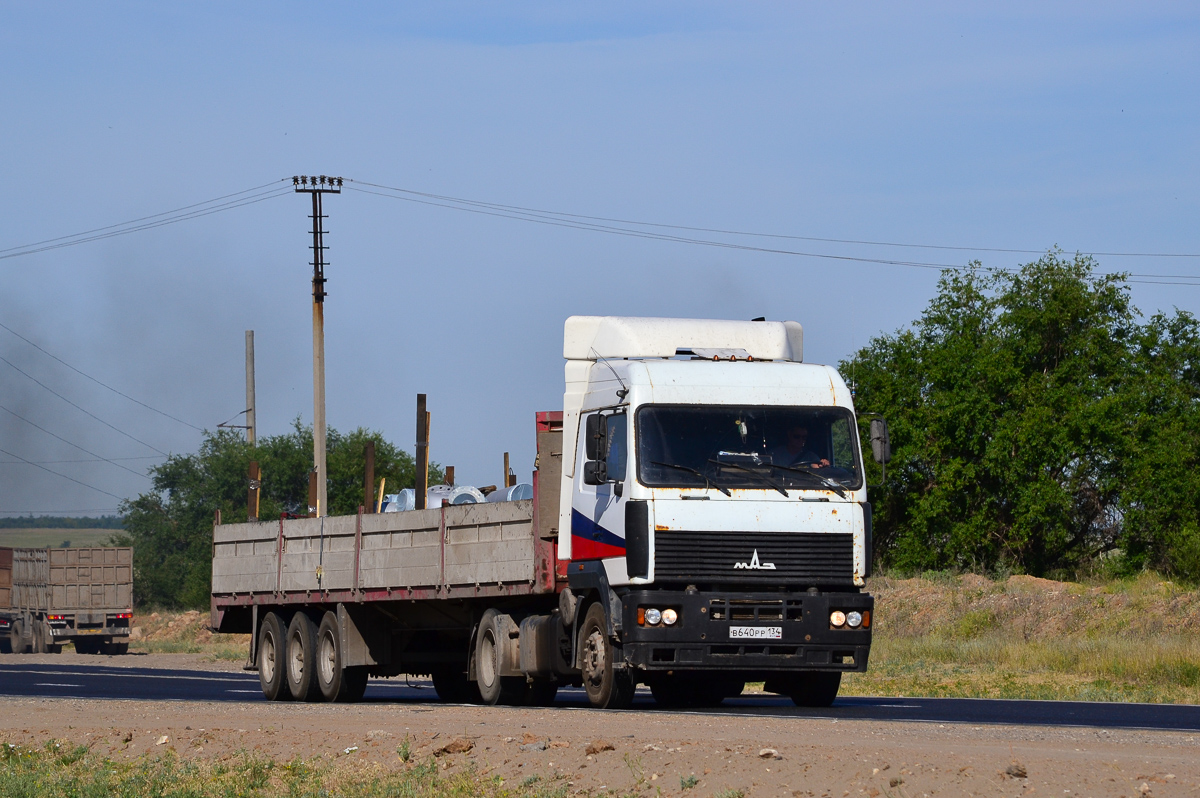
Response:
[0, 741, 571, 798]
[0, 529, 119, 548]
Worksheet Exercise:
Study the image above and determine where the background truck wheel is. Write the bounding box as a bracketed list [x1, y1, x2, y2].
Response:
[74, 639, 100, 655]
[787, 672, 842, 708]
[474, 609, 526, 706]
[257, 612, 289, 701]
[525, 680, 558, 707]
[286, 612, 321, 702]
[10, 622, 29, 654]
[579, 602, 635, 709]
[430, 666, 480, 703]
[315, 611, 365, 703]
[0, 637, 10, 654]
[32, 621, 46, 654]
[103, 642, 128, 655]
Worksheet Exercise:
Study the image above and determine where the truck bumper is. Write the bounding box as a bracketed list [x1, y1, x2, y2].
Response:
[616, 589, 872, 673]
[50, 626, 131, 639]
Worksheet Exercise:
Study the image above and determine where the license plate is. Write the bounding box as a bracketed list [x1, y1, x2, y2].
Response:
[729, 626, 782, 640]
[76, 629, 103, 635]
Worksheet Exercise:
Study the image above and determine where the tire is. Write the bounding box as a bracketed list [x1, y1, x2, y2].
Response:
[579, 602, 635, 709]
[525, 680, 558, 707]
[0, 637, 11, 655]
[32, 621, 46, 654]
[431, 666, 479, 703]
[316, 611, 364, 703]
[10, 622, 29, 654]
[257, 612, 289, 701]
[286, 612, 321, 702]
[74, 639, 99, 655]
[788, 672, 842, 708]
[474, 609, 527, 706]
[103, 642, 128, 656]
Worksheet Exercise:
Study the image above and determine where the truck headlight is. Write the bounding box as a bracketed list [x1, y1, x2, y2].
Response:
[846, 611, 863, 628]
[829, 610, 847, 628]
[662, 609, 678, 625]
[644, 608, 662, 626]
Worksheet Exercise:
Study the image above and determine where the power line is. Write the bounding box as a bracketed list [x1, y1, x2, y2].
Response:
[0, 404, 153, 480]
[0, 183, 292, 262]
[348, 179, 1200, 286]
[0, 455, 162, 465]
[0, 355, 168, 455]
[350, 179, 1200, 260]
[0, 446, 124, 500]
[0, 321, 204, 432]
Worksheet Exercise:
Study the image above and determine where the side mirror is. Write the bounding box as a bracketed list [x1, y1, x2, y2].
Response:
[584, 413, 607, 461]
[583, 460, 608, 485]
[869, 418, 892, 464]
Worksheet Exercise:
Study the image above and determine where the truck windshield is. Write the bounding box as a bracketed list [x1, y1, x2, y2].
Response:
[636, 405, 863, 491]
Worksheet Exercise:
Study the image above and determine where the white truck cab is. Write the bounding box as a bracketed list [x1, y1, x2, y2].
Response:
[556, 316, 877, 708]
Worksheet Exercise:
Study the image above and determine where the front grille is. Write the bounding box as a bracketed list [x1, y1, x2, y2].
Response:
[654, 530, 853, 585]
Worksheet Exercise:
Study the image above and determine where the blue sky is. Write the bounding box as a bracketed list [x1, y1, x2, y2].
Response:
[1, 3, 1197, 514]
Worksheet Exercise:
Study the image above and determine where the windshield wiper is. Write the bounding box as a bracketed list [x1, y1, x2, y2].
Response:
[650, 461, 732, 496]
[708, 459, 789, 497]
[767, 463, 848, 498]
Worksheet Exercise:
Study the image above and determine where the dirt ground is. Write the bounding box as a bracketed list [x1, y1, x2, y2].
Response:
[3, 654, 1198, 797]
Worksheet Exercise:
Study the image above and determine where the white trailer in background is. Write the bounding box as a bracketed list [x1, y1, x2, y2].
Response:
[212, 316, 884, 708]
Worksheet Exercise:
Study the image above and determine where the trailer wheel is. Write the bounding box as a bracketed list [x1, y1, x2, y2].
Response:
[103, 642, 128, 656]
[74, 639, 100, 656]
[32, 621, 46, 654]
[475, 609, 526, 706]
[286, 612, 321, 702]
[579, 603, 635, 709]
[257, 612, 289, 701]
[315, 611, 364, 703]
[787, 672, 841, 708]
[10, 621, 29, 654]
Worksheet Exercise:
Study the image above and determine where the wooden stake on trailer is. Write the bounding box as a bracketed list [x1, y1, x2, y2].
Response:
[415, 394, 428, 510]
[308, 471, 318, 518]
[503, 452, 510, 488]
[445, 466, 455, 486]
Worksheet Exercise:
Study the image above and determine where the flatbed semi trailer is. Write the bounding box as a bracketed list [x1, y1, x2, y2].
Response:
[212, 316, 885, 708]
[5, 546, 133, 655]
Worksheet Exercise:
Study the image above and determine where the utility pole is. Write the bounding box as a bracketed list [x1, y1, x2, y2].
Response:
[245, 330, 256, 446]
[293, 175, 342, 518]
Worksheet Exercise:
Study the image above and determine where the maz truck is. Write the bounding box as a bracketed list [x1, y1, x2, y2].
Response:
[211, 316, 887, 709]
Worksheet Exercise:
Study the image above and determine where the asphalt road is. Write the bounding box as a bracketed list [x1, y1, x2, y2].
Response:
[2, 661, 1198, 733]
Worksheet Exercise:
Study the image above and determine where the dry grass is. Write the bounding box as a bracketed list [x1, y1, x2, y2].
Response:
[124, 610, 248, 661]
[842, 572, 1200, 703]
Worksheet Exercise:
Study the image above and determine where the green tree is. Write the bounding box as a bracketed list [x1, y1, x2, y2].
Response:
[117, 421, 442, 608]
[845, 251, 1200, 579]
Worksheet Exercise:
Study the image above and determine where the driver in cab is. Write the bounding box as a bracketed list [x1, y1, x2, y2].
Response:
[770, 424, 830, 470]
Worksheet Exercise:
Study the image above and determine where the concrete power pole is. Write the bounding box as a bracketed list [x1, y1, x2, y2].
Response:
[245, 330, 256, 446]
[294, 175, 342, 518]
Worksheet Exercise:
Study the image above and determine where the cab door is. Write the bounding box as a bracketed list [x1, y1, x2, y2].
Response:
[571, 408, 629, 575]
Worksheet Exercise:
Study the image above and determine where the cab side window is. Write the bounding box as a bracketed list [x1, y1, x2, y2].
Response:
[605, 413, 628, 481]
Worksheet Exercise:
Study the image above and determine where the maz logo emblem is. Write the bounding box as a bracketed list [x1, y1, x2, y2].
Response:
[733, 549, 776, 570]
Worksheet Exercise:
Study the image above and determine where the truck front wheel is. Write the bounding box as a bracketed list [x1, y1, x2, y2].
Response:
[286, 612, 321, 702]
[579, 603, 635, 710]
[258, 612, 289, 701]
